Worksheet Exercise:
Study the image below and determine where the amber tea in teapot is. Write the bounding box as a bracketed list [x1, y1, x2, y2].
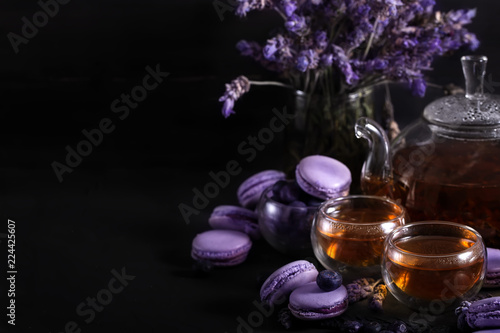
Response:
[363, 138, 500, 247]
[357, 55, 500, 247]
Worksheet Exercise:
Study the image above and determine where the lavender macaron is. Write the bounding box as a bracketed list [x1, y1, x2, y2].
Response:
[208, 205, 260, 239]
[288, 282, 348, 320]
[457, 297, 500, 331]
[237, 170, 286, 208]
[295, 155, 351, 200]
[260, 260, 318, 306]
[191, 230, 252, 267]
[484, 248, 500, 288]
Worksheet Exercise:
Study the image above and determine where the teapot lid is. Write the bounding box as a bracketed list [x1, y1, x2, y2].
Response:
[423, 55, 500, 138]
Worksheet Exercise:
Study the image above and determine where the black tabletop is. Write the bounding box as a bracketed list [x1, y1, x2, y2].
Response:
[1, 1, 500, 332]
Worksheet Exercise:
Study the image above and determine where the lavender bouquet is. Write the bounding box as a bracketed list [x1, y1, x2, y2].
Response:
[219, 0, 478, 118]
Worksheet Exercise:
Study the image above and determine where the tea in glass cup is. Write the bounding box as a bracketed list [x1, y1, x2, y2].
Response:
[311, 195, 407, 279]
[382, 221, 486, 309]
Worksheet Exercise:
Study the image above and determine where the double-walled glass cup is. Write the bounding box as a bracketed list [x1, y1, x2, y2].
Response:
[382, 221, 487, 310]
[311, 195, 407, 280]
[258, 184, 318, 255]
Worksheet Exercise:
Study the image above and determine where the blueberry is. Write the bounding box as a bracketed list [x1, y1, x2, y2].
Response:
[289, 200, 307, 208]
[272, 180, 286, 197]
[316, 270, 343, 291]
[192, 259, 213, 275]
[280, 181, 301, 203]
[429, 326, 449, 333]
[363, 321, 382, 333]
[389, 320, 408, 333]
[343, 320, 363, 333]
[278, 308, 293, 329]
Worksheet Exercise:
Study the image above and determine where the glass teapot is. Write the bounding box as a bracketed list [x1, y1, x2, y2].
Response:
[355, 55, 500, 247]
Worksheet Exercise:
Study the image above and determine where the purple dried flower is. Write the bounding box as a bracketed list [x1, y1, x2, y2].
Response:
[346, 20, 373, 49]
[220, 0, 479, 115]
[296, 49, 319, 72]
[367, 58, 389, 71]
[370, 0, 403, 18]
[331, 44, 359, 85]
[420, 0, 436, 13]
[320, 53, 333, 67]
[285, 14, 308, 36]
[346, 278, 376, 303]
[314, 31, 328, 50]
[263, 39, 279, 61]
[465, 33, 480, 50]
[262, 35, 294, 71]
[446, 8, 477, 25]
[281, 0, 297, 17]
[410, 77, 426, 97]
[235, 0, 271, 17]
[219, 76, 251, 118]
[369, 283, 388, 312]
[236, 40, 262, 58]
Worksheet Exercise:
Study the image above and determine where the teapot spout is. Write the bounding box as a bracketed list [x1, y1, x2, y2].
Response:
[355, 117, 394, 196]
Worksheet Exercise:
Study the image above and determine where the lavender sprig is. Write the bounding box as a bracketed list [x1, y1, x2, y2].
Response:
[218, 76, 251, 118]
[278, 308, 294, 329]
[219, 76, 292, 117]
[369, 283, 388, 312]
[220, 0, 479, 116]
[346, 278, 378, 303]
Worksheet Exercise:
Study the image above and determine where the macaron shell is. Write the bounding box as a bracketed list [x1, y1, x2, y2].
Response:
[295, 155, 351, 200]
[191, 230, 252, 266]
[484, 248, 500, 288]
[468, 297, 500, 314]
[288, 282, 348, 320]
[260, 260, 318, 305]
[488, 248, 500, 272]
[237, 170, 286, 208]
[484, 273, 500, 288]
[208, 205, 260, 239]
[466, 297, 500, 329]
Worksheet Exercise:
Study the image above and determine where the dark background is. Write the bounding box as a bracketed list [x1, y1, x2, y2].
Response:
[0, 1, 498, 332]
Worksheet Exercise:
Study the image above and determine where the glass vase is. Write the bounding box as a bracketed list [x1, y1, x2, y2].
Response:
[284, 87, 376, 193]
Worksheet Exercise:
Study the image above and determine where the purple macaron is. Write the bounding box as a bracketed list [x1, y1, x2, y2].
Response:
[191, 230, 252, 267]
[457, 297, 500, 330]
[288, 282, 348, 320]
[484, 248, 500, 288]
[237, 170, 286, 208]
[295, 155, 351, 200]
[208, 205, 260, 239]
[260, 260, 318, 306]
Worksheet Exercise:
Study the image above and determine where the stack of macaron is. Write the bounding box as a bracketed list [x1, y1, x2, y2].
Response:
[295, 155, 351, 200]
[260, 260, 349, 320]
[190, 155, 352, 267]
[457, 296, 500, 331]
[484, 247, 500, 289]
[190, 170, 286, 267]
[237, 170, 288, 209]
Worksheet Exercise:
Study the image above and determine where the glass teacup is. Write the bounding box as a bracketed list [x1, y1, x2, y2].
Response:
[381, 221, 487, 310]
[311, 195, 407, 280]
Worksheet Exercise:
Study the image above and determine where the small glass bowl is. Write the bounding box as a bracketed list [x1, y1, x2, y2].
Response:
[381, 221, 487, 310]
[311, 195, 407, 280]
[257, 185, 319, 256]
